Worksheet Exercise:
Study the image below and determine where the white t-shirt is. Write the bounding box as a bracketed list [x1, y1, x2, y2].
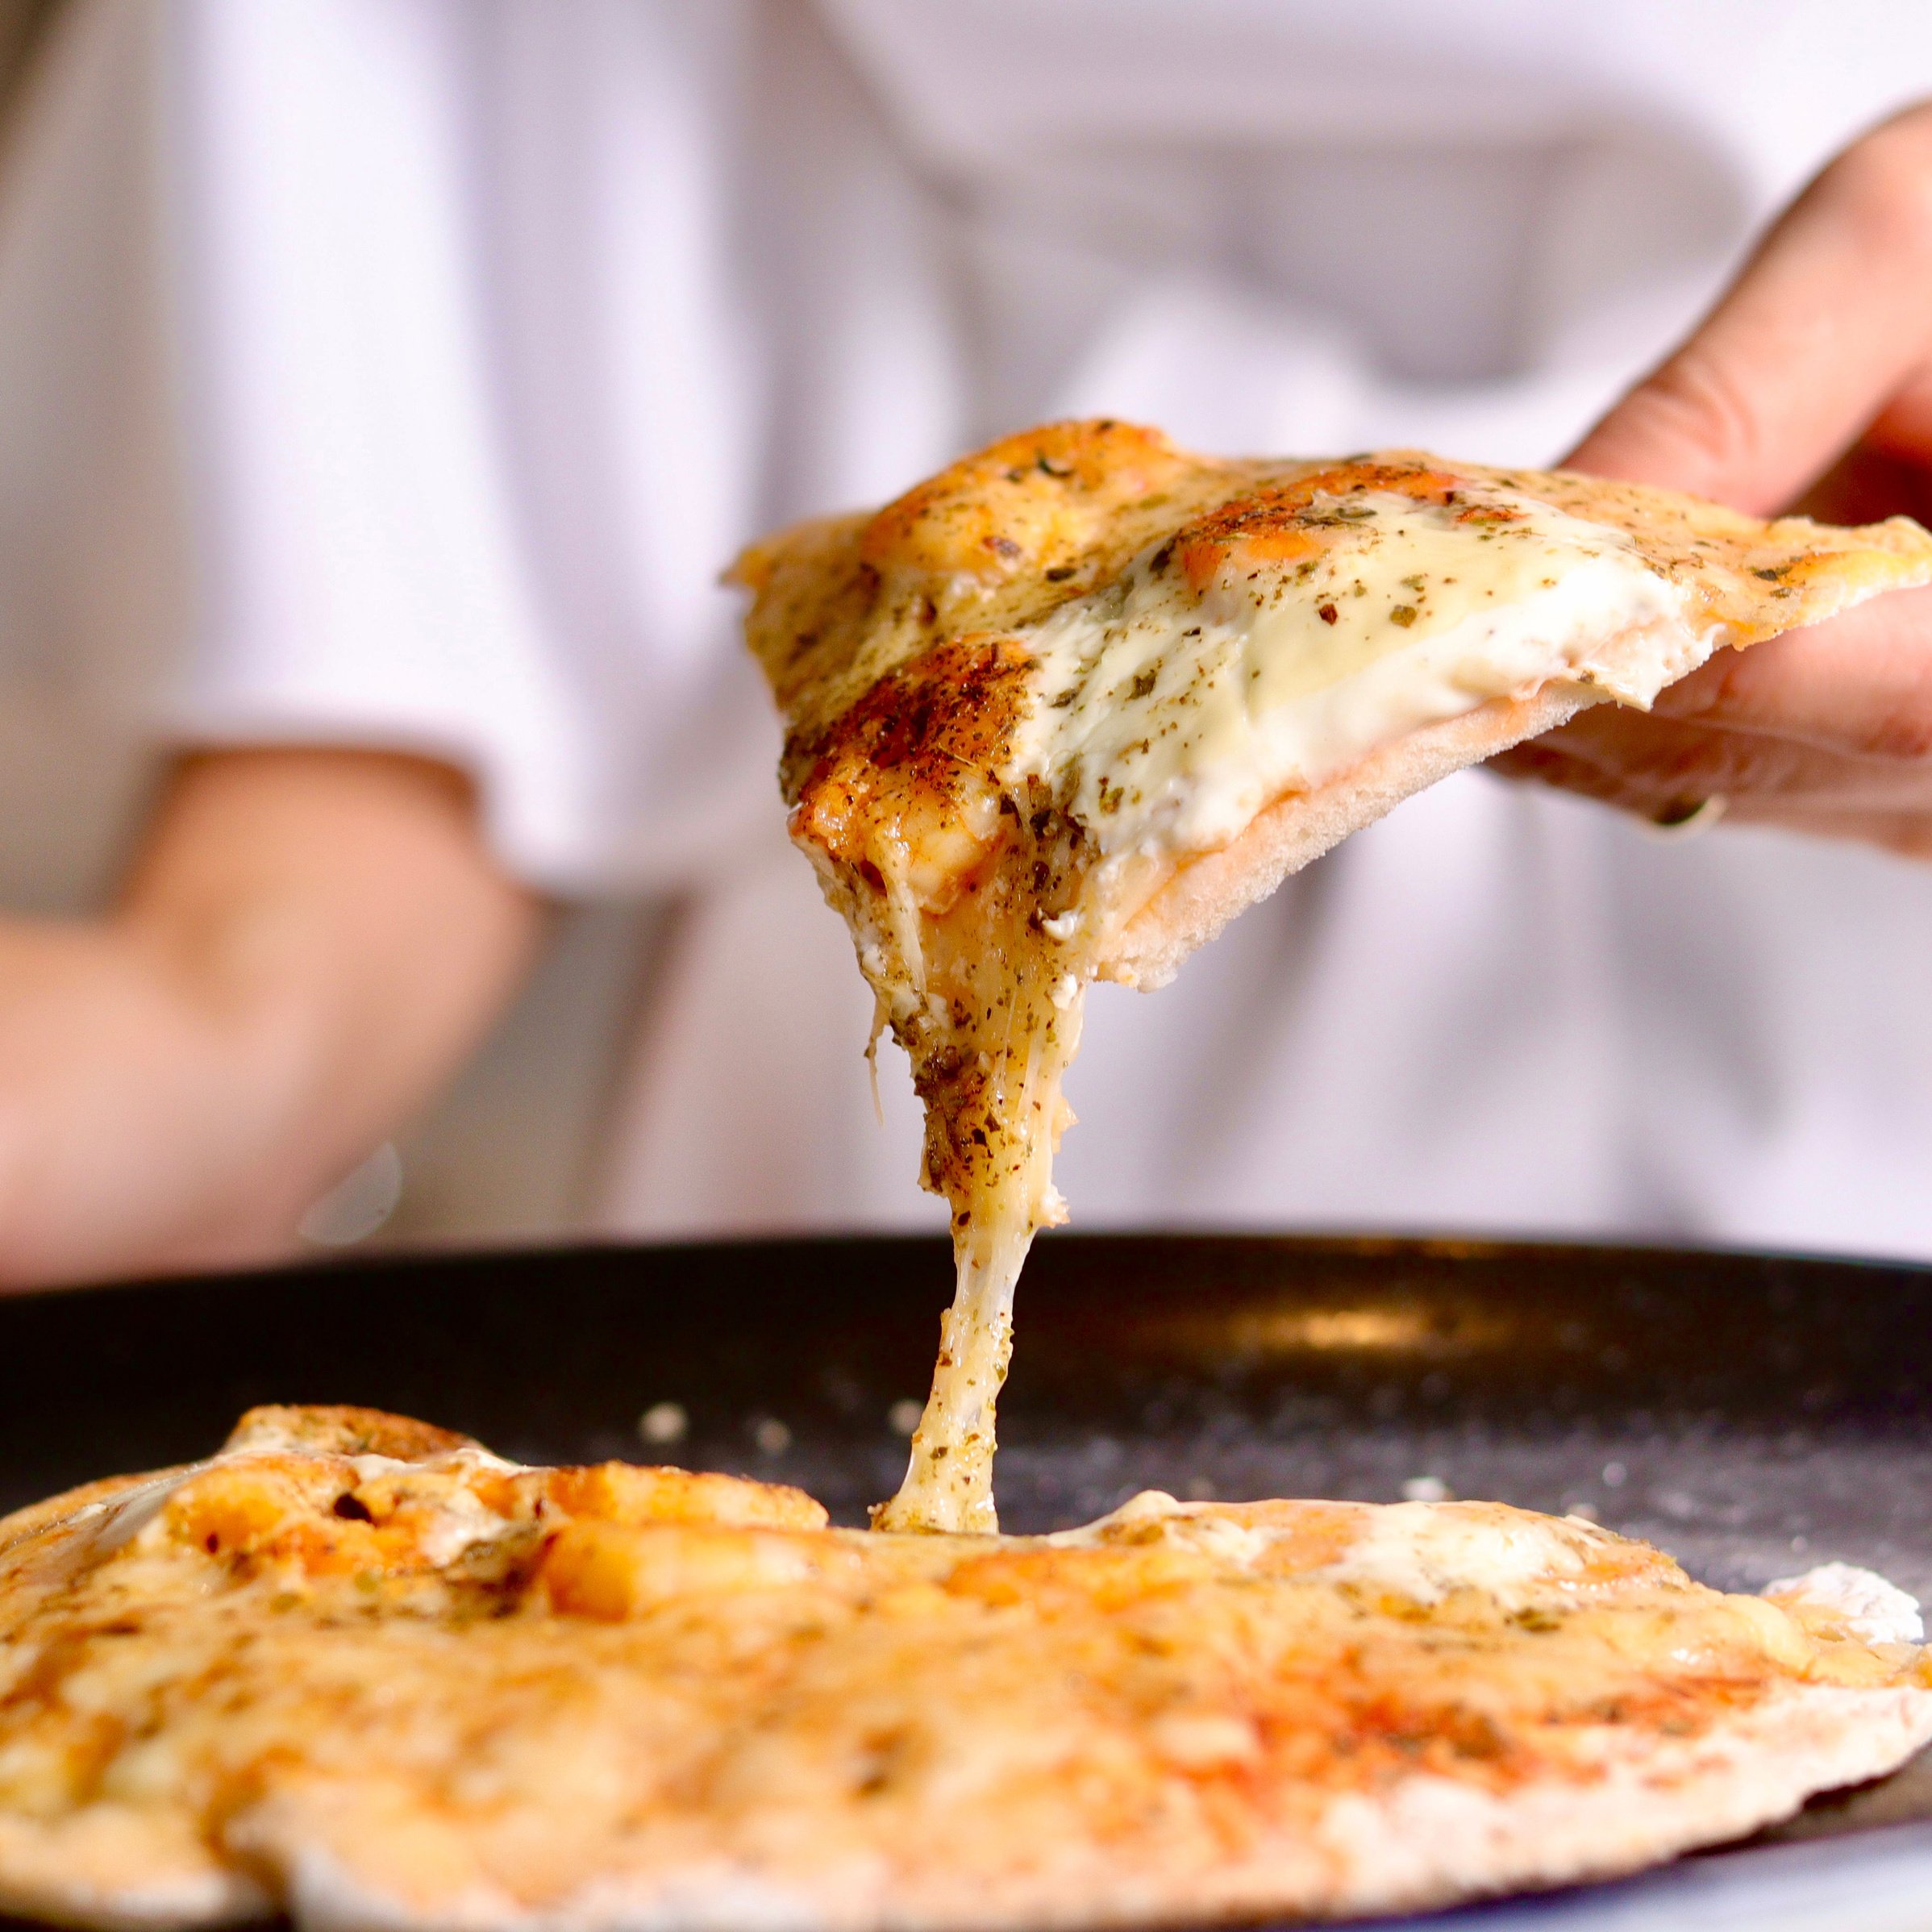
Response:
[3, 0, 1932, 1255]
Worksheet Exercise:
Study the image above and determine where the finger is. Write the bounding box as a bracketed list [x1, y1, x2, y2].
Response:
[1488, 739, 1670, 815]
[1792, 443, 1932, 527]
[1489, 739, 1782, 826]
[1646, 589, 1932, 762]
[1493, 735, 1932, 859]
[1567, 102, 1932, 511]
[1504, 697, 1932, 814]
[1501, 719, 1831, 810]
[1748, 808, 1932, 860]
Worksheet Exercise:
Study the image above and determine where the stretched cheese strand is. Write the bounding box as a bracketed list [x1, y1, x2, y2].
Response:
[868, 808, 1105, 1533]
[748, 424, 1932, 1543]
[870, 493, 1681, 1531]
[872, 942, 1082, 1534]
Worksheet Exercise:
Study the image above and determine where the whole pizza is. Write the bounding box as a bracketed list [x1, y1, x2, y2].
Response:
[0, 1405, 1925, 1930]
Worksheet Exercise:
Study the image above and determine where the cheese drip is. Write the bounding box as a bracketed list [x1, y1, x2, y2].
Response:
[845, 486, 1703, 1534]
[744, 420, 1932, 1545]
[867, 810, 1125, 1534]
[871, 494, 1683, 1530]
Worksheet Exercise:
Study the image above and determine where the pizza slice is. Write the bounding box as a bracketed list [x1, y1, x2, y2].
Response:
[1, 1405, 1929, 1930]
[734, 420, 1932, 1531]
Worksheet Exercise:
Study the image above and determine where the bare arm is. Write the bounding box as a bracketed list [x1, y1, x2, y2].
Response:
[1495, 103, 1932, 854]
[0, 748, 541, 1288]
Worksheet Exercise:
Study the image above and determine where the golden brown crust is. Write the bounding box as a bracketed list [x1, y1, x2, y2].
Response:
[219, 1404, 479, 1462]
[856, 418, 1199, 584]
[1, 1413, 1928, 1930]
[735, 421, 1247, 787]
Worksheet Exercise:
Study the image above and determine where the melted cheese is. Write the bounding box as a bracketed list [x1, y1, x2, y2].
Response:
[875, 491, 1694, 1537]
[1047, 1490, 1275, 1565]
[1765, 1562, 1926, 1644]
[1051, 1493, 1645, 1612]
[1314, 1501, 1610, 1611]
[746, 422, 1932, 1542]
[1006, 489, 1693, 858]
[6, 1414, 1932, 1930]
[870, 888, 1076, 1535]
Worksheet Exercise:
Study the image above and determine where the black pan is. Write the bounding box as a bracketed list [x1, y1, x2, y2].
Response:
[6, 1232, 1932, 1927]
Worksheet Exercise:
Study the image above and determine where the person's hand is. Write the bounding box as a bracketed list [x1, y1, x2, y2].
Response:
[1493, 102, 1932, 858]
[0, 750, 539, 1289]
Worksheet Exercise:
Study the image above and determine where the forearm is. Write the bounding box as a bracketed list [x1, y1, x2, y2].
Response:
[0, 749, 542, 1287]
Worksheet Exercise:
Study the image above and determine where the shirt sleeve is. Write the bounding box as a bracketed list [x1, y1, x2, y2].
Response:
[0, 0, 778, 894]
[177, 0, 647, 889]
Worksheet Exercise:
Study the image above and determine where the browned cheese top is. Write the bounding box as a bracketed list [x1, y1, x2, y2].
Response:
[0, 1406, 1926, 1930]
[739, 418, 1932, 832]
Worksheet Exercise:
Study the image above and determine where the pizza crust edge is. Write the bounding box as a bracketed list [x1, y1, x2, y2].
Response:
[221, 1680, 1932, 1932]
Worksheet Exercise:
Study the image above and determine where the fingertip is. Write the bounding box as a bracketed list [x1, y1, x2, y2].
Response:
[1564, 350, 1786, 513]
[1564, 109, 1932, 509]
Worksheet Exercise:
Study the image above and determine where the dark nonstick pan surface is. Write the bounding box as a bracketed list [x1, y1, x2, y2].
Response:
[5, 1231, 1932, 1917]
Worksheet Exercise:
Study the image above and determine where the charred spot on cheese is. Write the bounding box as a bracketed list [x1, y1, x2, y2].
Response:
[790, 635, 1031, 914]
[1168, 460, 1463, 593]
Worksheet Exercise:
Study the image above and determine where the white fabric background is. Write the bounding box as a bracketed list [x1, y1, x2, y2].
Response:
[1, 0, 1931, 1255]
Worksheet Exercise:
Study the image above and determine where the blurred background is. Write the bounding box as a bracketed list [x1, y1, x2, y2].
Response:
[2, 2, 1931, 1279]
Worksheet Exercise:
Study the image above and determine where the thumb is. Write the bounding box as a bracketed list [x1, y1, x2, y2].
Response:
[1567, 103, 1932, 514]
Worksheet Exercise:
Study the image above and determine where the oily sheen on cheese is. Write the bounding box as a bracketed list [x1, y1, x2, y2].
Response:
[4, 1405, 1932, 1932]
[736, 422, 1932, 1532]
[1011, 488, 1693, 860]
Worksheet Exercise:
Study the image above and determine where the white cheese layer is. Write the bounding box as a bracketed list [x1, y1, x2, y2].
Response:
[1045, 1489, 1272, 1565]
[1047, 1491, 1611, 1611]
[1314, 1500, 1607, 1611]
[1763, 1561, 1925, 1644]
[1004, 489, 1697, 857]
